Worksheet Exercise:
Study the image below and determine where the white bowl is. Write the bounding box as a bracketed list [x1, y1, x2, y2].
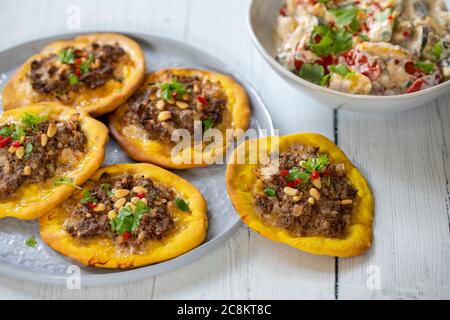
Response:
[248, 0, 450, 112]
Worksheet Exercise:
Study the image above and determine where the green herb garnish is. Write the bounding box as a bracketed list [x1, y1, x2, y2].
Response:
[22, 113, 48, 132]
[0, 127, 12, 137]
[80, 190, 97, 204]
[160, 78, 188, 100]
[111, 200, 149, 234]
[59, 48, 75, 64]
[310, 25, 353, 57]
[174, 198, 190, 212]
[264, 187, 277, 197]
[329, 6, 359, 28]
[101, 183, 114, 197]
[25, 236, 37, 248]
[415, 61, 434, 75]
[359, 34, 369, 42]
[203, 118, 214, 131]
[300, 154, 330, 173]
[69, 73, 79, 85]
[299, 63, 325, 85]
[320, 74, 331, 87]
[11, 126, 25, 142]
[80, 54, 95, 74]
[24, 142, 33, 159]
[287, 167, 311, 183]
[431, 42, 443, 60]
[54, 176, 82, 190]
[329, 64, 354, 77]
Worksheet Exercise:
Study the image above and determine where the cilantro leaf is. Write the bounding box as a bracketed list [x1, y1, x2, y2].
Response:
[264, 187, 277, 197]
[310, 25, 353, 57]
[69, 73, 79, 85]
[131, 200, 149, 231]
[111, 206, 134, 234]
[174, 198, 190, 212]
[25, 236, 37, 248]
[80, 54, 95, 74]
[287, 167, 311, 183]
[431, 42, 443, 60]
[320, 73, 331, 87]
[24, 142, 33, 159]
[11, 126, 25, 142]
[22, 113, 48, 132]
[59, 48, 75, 64]
[203, 118, 214, 131]
[329, 6, 358, 28]
[329, 64, 353, 77]
[299, 63, 325, 85]
[0, 127, 12, 137]
[160, 79, 187, 100]
[300, 154, 330, 173]
[54, 176, 82, 190]
[80, 190, 97, 204]
[101, 183, 114, 197]
[416, 61, 434, 75]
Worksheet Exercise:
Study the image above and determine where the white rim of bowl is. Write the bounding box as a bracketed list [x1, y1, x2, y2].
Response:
[247, 0, 450, 101]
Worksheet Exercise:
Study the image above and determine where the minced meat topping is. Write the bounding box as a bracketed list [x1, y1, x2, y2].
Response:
[63, 173, 190, 251]
[0, 113, 86, 199]
[123, 73, 227, 144]
[253, 144, 357, 238]
[30, 43, 127, 100]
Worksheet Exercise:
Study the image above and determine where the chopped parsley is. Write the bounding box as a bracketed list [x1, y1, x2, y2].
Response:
[415, 61, 434, 75]
[54, 176, 82, 190]
[68, 73, 79, 85]
[80, 190, 98, 204]
[174, 198, 190, 212]
[59, 48, 75, 64]
[299, 63, 325, 85]
[25, 236, 37, 248]
[0, 127, 12, 137]
[160, 79, 188, 100]
[111, 200, 149, 234]
[101, 183, 114, 197]
[264, 187, 277, 197]
[80, 54, 95, 74]
[310, 25, 353, 57]
[22, 113, 48, 132]
[202, 118, 215, 131]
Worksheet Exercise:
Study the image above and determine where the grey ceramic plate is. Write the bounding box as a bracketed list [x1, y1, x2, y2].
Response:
[0, 32, 274, 287]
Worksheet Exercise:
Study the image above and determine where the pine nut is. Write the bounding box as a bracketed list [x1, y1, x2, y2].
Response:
[93, 203, 106, 212]
[308, 197, 316, 205]
[8, 146, 17, 154]
[86, 213, 92, 218]
[132, 186, 148, 194]
[131, 197, 141, 204]
[114, 197, 127, 209]
[47, 123, 57, 138]
[292, 196, 302, 202]
[150, 93, 157, 101]
[312, 177, 322, 189]
[157, 111, 172, 122]
[108, 210, 117, 220]
[166, 98, 175, 105]
[23, 166, 32, 176]
[126, 202, 136, 211]
[176, 101, 189, 109]
[114, 189, 130, 198]
[16, 146, 25, 159]
[283, 187, 298, 197]
[193, 83, 201, 94]
[309, 188, 321, 200]
[341, 199, 353, 205]
[156, 100, 165, 110]
[41, 134, 48, 147]
[182, 93, 190, 101]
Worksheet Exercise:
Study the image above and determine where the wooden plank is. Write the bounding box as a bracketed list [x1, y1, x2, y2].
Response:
[337, 100, 450, 299]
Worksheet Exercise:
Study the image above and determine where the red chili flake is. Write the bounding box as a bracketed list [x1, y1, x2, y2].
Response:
[388, 15, 394, 20]
[0, 137, 11, 148]
[279, 8, 287, 16]
[137, 192, 146, 199]
[394, 59, 400, 65]
[311, 171, 320, 180]
[403, 31, 410, 38]
[196, 95, 208, 106]
[88, 202, 97, 209]
[317, 55, 334, 69]
[288, 179, 302, 188]
[279, 169, 289, 177]
[11, 141, 21, 148]
[74, 58, 82, 65]
[75, 67, 81, 77]
[358, 55, 368, 65]
[309, 0, 317, 5]
[123, 231, 131, 241]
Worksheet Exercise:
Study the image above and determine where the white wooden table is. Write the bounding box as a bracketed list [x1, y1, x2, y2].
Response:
[0, 0, 449, 300]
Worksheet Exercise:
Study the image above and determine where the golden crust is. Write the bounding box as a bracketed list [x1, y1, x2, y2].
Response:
[109, 68, 251, 169]
[225, 133, 374, 257]
[2, 33, 146, 117]
[39, 163, 208, 269]
[0, 103, 108, 220]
